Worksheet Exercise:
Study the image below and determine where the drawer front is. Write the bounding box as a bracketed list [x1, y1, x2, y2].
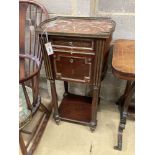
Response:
[49, 37, 94, 52]
[53, 52, 94, 83]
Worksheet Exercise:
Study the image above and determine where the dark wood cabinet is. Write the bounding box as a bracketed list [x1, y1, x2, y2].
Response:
[37, 16, 115, 131]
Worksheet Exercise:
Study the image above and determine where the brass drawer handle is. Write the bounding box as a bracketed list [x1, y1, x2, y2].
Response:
[70, 58, 74, 63]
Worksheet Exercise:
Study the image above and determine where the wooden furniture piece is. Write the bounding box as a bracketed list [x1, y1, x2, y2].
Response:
[19, 1, 50, 155]
[112, 40, 135, 150]
[37, 16, 116, 131]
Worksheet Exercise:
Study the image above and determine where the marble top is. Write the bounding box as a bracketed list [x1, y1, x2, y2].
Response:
[39, 17, 115, 37]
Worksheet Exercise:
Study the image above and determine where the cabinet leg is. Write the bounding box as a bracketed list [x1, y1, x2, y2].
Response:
[90, 121, 97, 132]
[63, 81, 69, 97]
[50, 80, 60, 125]
[54, 115, 60, 125]
[90, 86, 99, 132]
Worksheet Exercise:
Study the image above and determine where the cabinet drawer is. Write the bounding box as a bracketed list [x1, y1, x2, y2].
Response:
[49, 37, 94, 51]
[53, 52, 94, 83]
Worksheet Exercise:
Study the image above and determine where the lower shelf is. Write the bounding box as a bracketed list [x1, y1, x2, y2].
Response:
[58, 93, 92, 124]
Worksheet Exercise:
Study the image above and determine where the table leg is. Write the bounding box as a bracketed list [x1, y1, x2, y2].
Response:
[116, 81, 132, 106]
[114, 81, 135, 150]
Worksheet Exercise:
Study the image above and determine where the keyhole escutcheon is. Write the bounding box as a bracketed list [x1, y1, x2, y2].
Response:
[70, 58, 74, 63]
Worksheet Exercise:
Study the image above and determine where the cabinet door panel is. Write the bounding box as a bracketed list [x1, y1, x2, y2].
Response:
[53, 53, 94, 83]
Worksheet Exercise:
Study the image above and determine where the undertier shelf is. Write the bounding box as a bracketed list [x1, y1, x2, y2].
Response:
[58, 94, 92, 123]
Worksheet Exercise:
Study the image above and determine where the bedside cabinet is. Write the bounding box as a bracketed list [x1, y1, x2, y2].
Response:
[37, 16, 115, 131]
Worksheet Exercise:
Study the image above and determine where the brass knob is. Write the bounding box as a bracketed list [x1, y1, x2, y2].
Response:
[69, 42, 73, 46]
[70, 58, 74, 63]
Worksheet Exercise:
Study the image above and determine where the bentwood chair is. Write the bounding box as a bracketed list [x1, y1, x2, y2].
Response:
[19, 0, 50, 154]
[112, 40, 135, 151]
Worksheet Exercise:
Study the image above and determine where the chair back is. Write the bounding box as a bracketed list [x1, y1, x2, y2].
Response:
[19, 0, 49, 67]
[19, 0, 49, 111]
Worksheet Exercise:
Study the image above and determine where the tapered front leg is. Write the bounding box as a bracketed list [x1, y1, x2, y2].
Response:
[50, 80, 60, 125]
[90, 86, 100, 132]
